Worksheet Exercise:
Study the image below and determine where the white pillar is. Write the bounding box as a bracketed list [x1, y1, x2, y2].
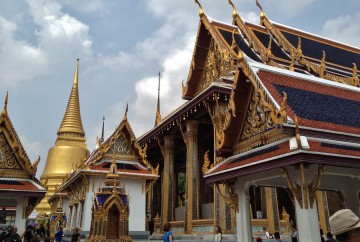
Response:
[15, 197, 26, 233]
[76, 202, 83, 228]
[235, 180, 252, 242]
[295, 199, 321, 242]
[71, 204, 77, 229]
[67, 206, 73, 230]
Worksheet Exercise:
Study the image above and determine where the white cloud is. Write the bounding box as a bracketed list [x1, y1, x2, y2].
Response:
[19, 135, 45, 175]
[321, 11, 360, 47]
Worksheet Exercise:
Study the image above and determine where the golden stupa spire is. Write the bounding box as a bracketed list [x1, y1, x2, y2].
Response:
[57, 59, 85, 137]
[1, 92, 8, 117]
[154, 71, 162, 127]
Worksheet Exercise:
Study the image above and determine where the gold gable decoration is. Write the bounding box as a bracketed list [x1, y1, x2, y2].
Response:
[106, 133, 135, 157]
[196, 39, 233, 95]
[0, 94, 39, 178]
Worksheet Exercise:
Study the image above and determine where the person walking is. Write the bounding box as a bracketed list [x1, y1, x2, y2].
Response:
[163, 223, 173, 242]
[273, 232, 283, 242]
[214, 226, 222, 242]
[55, 227, 63, 242]
[70, 228, 81, 242]
[9, 226, 21, 242]
[329, 209, 360, 242]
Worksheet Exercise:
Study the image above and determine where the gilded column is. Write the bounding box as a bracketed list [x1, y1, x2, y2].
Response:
[161, 135, 175, 226]
[317, 191, 330, 233]
[265, 187, 280, 233]
[184, 120, 199, 233]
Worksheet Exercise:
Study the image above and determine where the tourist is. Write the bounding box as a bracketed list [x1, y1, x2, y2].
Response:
[329, 209, 360, 242]
[163, 223, 173, 242]
[320, 229, 326, 242]
[262, 227, 270, 239]
[326, 231, 337, 242]
[290, 227, 298, 241]
[214, 226, 222, 242]
[9, 226, 21, 242]
[255, 237, 262, 242]
[70, 227, 81, 242]
[273, 232, 283, 242]
[23, 225, 34, 242]
[55, 227, 63, 242]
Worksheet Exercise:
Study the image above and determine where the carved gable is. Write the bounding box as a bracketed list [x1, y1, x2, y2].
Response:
[0, 132, 22, 170]
[196, 39, 233, 95]
[106, 132, 136, 159]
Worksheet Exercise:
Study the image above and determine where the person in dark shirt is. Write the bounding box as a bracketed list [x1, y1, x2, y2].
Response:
[10, 226, 21, 242]
[71, 228, 80, 242]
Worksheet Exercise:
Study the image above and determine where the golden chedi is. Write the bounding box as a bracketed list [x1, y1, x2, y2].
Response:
[37, 59, 89, 214]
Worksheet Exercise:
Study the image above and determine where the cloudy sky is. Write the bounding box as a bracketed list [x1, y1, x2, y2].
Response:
[0, 0, 359, 178]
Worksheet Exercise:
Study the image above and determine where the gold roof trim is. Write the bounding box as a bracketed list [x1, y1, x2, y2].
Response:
[216, 42, 287, 150]
[183, 4, 235, 98]
[257, 3, 359, 87]
[229, 0, 273, 62]
[57, 59, 85, 137]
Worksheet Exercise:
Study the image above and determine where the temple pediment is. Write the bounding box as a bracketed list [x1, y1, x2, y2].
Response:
[0, 94, 40, 179]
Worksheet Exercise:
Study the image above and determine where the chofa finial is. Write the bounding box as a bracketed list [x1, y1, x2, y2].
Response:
[1, 92, 8, 117]
[228, 0, 238, 17]
[194, 0, 205, 17]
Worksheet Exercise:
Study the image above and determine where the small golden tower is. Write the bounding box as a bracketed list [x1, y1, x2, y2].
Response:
[87, 157, 132, 242]
[37, 59, 89, 214]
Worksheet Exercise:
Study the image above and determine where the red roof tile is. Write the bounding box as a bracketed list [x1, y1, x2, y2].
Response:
[0, 180, 41, 191]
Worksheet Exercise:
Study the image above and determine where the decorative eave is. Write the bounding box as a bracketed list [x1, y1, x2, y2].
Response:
[205, 136, 360, 183]
[138, 83, 232, 144]
[256, 0, 359, 87]
[0, 93, 41, 178]
[59, 166, 158, 192]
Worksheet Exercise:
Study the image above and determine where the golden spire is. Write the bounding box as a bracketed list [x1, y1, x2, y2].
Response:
[1, 92, 8, 117]
[123, 102, 128, 122]
[57, 59, 85, 137]
[154, 71, 162, 127]
[194, 0, 205, 17]
[228, 0, 238, 17]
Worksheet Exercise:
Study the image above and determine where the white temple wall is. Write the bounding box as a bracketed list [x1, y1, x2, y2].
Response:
[126, 177, 146, 231]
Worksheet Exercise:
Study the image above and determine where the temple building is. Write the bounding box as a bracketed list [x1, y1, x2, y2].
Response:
[36, 1, 360, 242]
[37, 59, 90, 215]
[47, 107, 158, 237]
[0, 93, 46, 232]
[137, 1, 360, 242]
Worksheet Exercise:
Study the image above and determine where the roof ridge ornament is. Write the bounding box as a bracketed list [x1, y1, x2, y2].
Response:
[228, 0, 238, 17]
[123, 102, 128, 122]
[1, 92, 8, 117]
[256, 0, 265, 23]
[194, 0, 205, 17]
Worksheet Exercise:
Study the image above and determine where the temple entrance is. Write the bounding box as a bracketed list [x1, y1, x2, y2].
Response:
[106, 205, 120, 239]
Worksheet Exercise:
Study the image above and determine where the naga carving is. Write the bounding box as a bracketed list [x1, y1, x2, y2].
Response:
[215, 182, 239, 212]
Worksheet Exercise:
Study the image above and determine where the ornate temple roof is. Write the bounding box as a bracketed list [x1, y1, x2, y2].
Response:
[0, 93, 46, 217]
[0, 93, 42, 179]
[58, 106, 158, 190]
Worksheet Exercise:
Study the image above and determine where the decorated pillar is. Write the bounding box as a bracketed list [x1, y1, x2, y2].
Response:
[184, 120, 199, 233]
[265, 187, 280, 233]
[161, 135, 175, 226]
[235, 179, 251, 242]
[283, 164, 323, 242]
[316, 191, 330, 233]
